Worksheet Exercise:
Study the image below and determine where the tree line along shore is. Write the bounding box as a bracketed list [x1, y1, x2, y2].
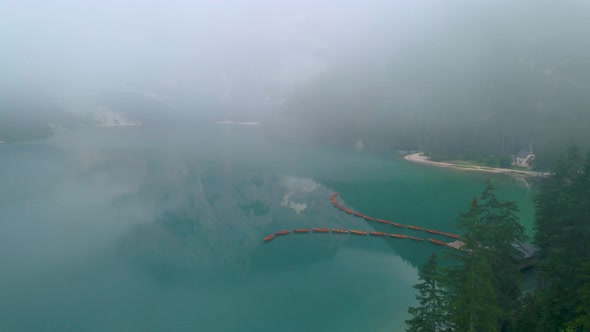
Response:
[405, 146, 590, 332]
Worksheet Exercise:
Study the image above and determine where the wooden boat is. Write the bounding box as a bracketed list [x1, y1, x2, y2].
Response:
[263, 235, 274, 242]
[293, 228, 310, 233]
[363, 216, 375, 221]
[369, 231, 387, 237]
[389, 233, 408, 239]
[442, 232, 461, 239]
[376, 218, 389, 224]
[408, 236, 424, 241]
[425, 229, 441, 235]
[407, 225, 423, 231]
[332, 229, 349, 234]
[345, 209, 354, 215]
[312, 228, 330, 233]
[388, 222, 405, 228]
[428, 238, 448, 246]
[350, 230, 367, 236]
[275, 230, 290, 236]
[338, 206, 346, 211]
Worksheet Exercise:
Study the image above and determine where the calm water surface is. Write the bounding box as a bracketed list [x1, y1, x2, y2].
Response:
[0, 125, 534, 331]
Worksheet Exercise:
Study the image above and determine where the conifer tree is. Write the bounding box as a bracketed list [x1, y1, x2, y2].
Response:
[442, 196, 502, 331]
[478, 180, 525, 327]
[453, 181, 525, 328]
[406, 253, 449, 332]
[444, 233, 501, 332]
[573, 261, 590, 331]
[526, 147, 590, 331]
[533, 148, 577, 328]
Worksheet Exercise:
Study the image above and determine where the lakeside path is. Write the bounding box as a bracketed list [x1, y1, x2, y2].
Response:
[404, 153, 547, 177]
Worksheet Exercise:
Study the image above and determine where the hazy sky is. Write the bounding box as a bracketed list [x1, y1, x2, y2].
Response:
[2, 0, 589, 111]
[0, 1, 445, 98]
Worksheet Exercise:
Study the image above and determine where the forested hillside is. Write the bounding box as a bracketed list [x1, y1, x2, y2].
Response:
[270, 1, 590, 170]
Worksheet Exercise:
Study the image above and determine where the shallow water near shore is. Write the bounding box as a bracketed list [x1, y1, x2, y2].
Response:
[0, 124, 534, 331]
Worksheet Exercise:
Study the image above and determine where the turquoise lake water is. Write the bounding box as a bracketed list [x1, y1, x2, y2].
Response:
[0, 124, 534, 331]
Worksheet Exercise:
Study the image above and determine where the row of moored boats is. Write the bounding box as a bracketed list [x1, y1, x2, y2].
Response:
[329, 192, 460, 239]
[263, 228, 449, 246]
[263, 192, 460, 245]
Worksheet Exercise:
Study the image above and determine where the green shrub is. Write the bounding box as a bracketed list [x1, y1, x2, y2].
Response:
[499, 155, 512, 168]
[486, 154, 498, 166]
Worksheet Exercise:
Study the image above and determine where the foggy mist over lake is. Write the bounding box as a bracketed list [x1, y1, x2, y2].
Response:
[1, 1, 590, 331]
[3, 1, 590, 163]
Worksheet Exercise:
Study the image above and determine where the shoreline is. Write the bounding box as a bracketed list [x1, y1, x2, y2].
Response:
[216, 121, 260, 126]
[404, 153, 546, 178]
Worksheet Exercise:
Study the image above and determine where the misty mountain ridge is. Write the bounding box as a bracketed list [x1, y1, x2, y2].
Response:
[2, 0, 590, 170]
[265, 1, 590, 169]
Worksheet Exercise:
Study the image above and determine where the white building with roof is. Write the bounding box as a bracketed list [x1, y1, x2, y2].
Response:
[513, 144, 535, 168]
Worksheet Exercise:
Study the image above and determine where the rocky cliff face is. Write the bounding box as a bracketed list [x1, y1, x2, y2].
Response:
[60, 99, 142, 128]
